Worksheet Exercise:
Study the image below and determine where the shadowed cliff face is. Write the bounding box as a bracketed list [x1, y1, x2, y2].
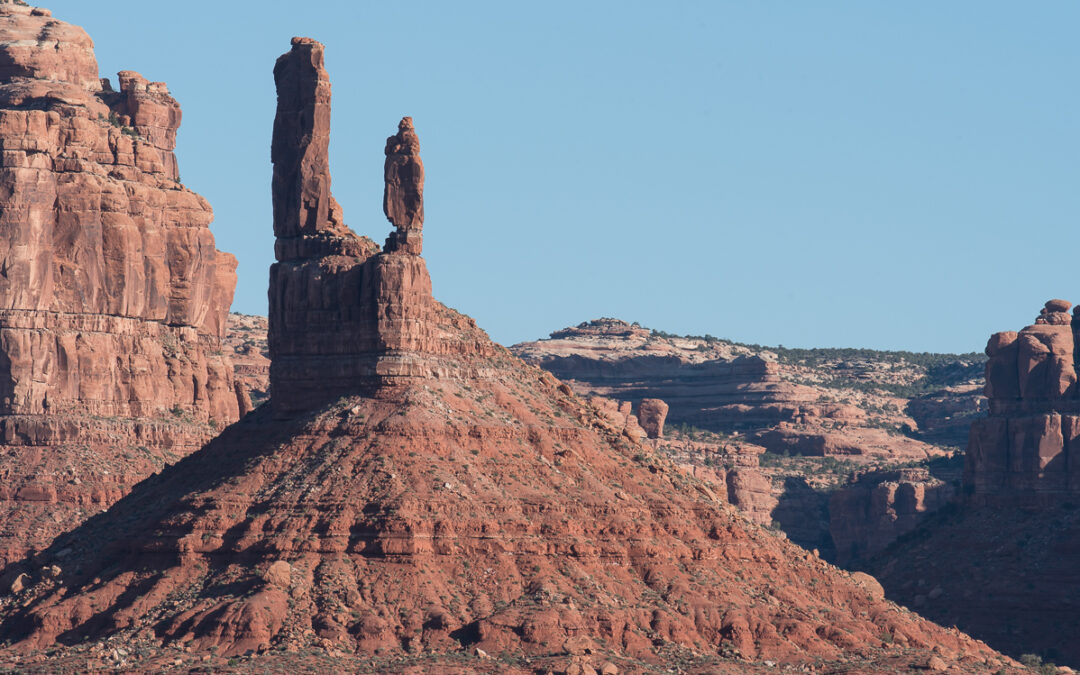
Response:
[0, 3, 239, 564]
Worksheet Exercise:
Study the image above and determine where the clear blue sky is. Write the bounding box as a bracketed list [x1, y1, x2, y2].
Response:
[46, 1, 1080, 353]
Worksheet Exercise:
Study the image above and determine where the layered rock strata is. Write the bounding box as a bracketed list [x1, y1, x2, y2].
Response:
[224, 313, 270, 407]
[512, 319, 961, 463]
[966, 299, 1080, 502]
[862, 299, 1080, 666]
[0, 37, 1014, 674]
[513, 319, 818, 432]
[663, 437, 778, 525]
[0, 4, 238, 563]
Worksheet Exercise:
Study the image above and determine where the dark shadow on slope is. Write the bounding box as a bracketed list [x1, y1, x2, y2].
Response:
[0, 403, 315, 643]
[769, 476, 835, 562]
[863, 501, 1080, 669]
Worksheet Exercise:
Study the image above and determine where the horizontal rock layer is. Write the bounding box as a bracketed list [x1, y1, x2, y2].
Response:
[511, 318, 968, 463]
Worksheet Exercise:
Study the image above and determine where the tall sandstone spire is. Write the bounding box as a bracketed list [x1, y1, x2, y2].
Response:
[0, 3, 240, 563]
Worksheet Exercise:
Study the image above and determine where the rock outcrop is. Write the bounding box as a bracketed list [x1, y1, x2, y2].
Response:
[0, 3, 238, 564]
[382, 116, 423, 254]
[662, 437, 778, 525]
[0, 36, 1013, 674]
[224, 313, 270, 407]
[966, 299, 1080, 502]
[861, 299, 1080, 667]
[513, 319, 820, 433]
[638, 398, 668, 438]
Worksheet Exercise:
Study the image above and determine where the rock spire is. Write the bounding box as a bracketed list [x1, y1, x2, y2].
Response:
[382, 116, 424, 254]
[271, 37, 345, 242]
[268, 39, 468, 417]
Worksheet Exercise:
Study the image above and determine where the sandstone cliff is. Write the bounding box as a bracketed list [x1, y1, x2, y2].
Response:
[0, 37, 1017, 674]
[966, 299, 1080, 502]
[829, 467, 956, 565]
[0, 4, 240, 564]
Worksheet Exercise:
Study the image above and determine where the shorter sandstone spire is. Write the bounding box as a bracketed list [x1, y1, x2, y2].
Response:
[383, 116, 425, 254]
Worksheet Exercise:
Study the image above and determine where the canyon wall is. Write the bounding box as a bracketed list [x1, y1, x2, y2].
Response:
[0, 4, 239, 563]
[829, 467, 956, 564]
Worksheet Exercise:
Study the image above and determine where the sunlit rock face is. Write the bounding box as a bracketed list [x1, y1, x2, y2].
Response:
[0, 3, 240, 563]
[965, 299, 1080, 502]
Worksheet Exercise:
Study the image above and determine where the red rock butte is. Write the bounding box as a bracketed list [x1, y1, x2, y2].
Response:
[268, 38, 480, 418]
[0, 2, 239, 564]
[0, 35, 1015, 674]
[966, 298, 1080, 502]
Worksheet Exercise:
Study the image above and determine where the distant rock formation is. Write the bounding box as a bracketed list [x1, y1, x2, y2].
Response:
[224, 313, 270, 407]
[966, 299, 1080, 501]
[513, 319, 826, 431]
[863, 299, 1080, 667]
[512, 318, 963, 462]
[663, 437, 778, 525]
[829, 467, 956, 565]
[0, 3, 238, 563]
